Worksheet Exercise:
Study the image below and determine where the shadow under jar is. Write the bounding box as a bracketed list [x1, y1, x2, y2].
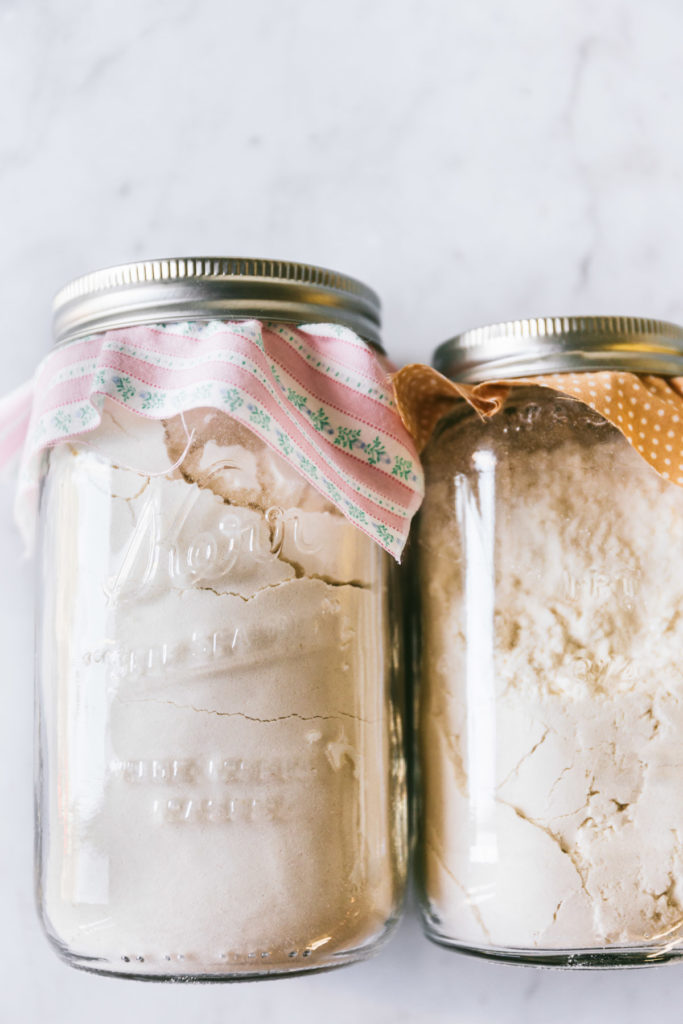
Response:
[35, 259, 406, 980]
[416, 316, 683, 967]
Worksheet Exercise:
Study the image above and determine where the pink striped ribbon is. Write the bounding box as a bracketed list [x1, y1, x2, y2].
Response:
[6, 320, 423, 558]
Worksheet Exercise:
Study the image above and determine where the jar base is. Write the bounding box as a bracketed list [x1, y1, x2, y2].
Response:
[42, 916, 401, 983]
[48, 940, 372, 983]
[422, 925, 683, 970]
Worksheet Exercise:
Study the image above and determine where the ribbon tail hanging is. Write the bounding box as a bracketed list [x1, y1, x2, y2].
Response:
[0, 378, 35, 473]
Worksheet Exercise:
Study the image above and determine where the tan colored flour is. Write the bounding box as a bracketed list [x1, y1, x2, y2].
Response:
[419, 391, 683, 953]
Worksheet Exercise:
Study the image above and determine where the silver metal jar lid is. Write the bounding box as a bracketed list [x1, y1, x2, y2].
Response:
[433, 316, 683, 382]
[53, 257, 382, 349]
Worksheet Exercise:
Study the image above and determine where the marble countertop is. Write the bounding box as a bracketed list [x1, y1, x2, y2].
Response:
[2, 0, 683, 1020]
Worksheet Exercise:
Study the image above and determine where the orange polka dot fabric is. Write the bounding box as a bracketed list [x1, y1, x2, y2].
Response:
[391, 364, 683, 487]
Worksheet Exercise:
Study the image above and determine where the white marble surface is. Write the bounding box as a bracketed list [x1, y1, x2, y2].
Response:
[2, 0, 683, 1020]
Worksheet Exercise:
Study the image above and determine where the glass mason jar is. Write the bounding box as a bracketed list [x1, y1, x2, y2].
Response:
[416, 316, 683, 967]
[36, 259, 406, 980]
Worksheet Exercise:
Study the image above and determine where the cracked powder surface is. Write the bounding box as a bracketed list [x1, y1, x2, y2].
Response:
[38, 401, 402, 974]
[417, 389, 683, 953]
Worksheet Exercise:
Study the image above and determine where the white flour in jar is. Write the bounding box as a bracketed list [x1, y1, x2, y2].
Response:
[39, 401, 399, 974]
[419, 395, 683, 951]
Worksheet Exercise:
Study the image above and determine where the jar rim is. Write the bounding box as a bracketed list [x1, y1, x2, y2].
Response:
[53, 256, 383, 350]
[433, 316, 683, 381]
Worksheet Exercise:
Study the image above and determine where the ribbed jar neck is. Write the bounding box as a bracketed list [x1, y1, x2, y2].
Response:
[53, 257, 383, 350]
[434, 316, 683, 381]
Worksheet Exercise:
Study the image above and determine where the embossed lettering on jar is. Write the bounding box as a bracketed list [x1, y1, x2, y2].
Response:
[415, 317, 683, 967]
[35, 260, 407, 980]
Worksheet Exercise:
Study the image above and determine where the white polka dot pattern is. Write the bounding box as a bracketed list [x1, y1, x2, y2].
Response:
[391, 364, 683, 487]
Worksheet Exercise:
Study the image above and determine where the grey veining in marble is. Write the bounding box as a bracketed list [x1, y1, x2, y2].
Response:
[2, 1, 683, 1021]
